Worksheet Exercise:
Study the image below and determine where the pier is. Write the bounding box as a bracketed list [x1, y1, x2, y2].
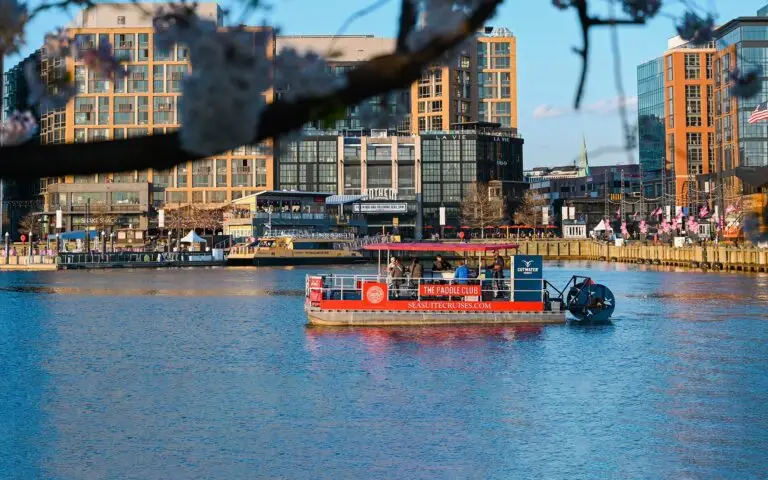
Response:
[513, 240, 768, 273]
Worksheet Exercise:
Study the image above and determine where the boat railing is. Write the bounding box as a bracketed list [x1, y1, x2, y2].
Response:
[262, 230, 356, 240]
[306, 273, 546, 303]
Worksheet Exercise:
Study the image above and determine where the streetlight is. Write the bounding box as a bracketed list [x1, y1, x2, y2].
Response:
[101, 230, 106, 256]
[110, 232, 115, 253]
[4, 232, 8, 264]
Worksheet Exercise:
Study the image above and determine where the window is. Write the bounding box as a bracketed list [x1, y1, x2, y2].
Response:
[232, 159, 253, 187]
[684, 53, 700, 79]
[177, 163, 188, 187]
[256, 159, 268, 187]
[318, 141, 337, 163]
[418, 85, 431, 98]
[397, 145, 415, 161]
[154, 41, 172, 61]
[167, 65, 187, 93]
[113, 191, 139, 204]
[443, 183, 462, 202]
[459, 55, 470, 69]
[113, 171, 135, 183]
[192, 159, 212, 187]
[138, 33, 149, 61]
[418, 117, 426, 132]
[666, 55, 673, 81]
[685, 84, 701, 127]
[706, 53, 713, 79]
[208, 191, 227, 203]
[114, 34, 135, 61]
[88, 129, 108, 142]
[137, 96, 149, 124]
[168, 191, 187, 203]
[128, 65, 148, 92]
[153, 65, 165, 93]
[117, 16, 125, 25]
[367, 145, 391, 161]
[344, 165, 362, 190]
[98, 97, 110, 125]
[491, 57, 510, 69]
[72, 192, 106, 205]
[344, 146, 361, 161]
[113, 128, 125, 140]
[423, 183, 441, 203]
[153, 96, 175, 124]
[114, 97, 134, 124]
[430, 116, 442, 130]
[367, 165, 391, 187]
[74, 98, 95, 125]
[398, 164, 414, 189]
[493, 102, 511, 114]
[216, 159, 228, 187]
[687, 133, 703, 175]
[75, 66, 87, 93]
[74, 129, 86, 143]
[127, 128, 147, 138]
[153, 168, 171, 188]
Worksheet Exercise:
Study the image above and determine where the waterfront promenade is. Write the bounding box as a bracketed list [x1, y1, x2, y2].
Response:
[514, 240, 768, 273]
[0, 240, 766, 272]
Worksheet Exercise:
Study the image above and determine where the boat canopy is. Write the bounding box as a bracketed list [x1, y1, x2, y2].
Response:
[363, 242, 519, 252]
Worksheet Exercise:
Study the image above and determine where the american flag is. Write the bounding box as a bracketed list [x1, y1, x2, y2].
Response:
[748, 101, 768, 123]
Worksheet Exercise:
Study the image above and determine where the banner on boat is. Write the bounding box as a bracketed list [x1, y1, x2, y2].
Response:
[419, 284, 481, 297]
[309, 276, 324, 302]
[512, 255, 544, 302]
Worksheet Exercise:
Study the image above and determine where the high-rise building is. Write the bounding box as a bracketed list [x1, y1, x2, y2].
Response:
[35, 2, 275, 233]
[476, 26, 517, 129]
[712, 13, 768, 196]
[639, 5, 768, 214]
[637, 36, 715, 208]
[637, 56, 665, 199]
[663, 39, 716, 207]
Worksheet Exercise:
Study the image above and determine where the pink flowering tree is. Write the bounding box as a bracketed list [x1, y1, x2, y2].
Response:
[0, 0, 763, 188]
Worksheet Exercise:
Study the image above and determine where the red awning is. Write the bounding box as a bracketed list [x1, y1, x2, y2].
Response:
[460, 226, 471, 229]
[485, 225, 496, 229]
[363, 242, 520, 252]
[443, 225, 456, 229]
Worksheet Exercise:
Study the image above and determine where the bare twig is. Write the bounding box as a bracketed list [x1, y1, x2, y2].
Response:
[1, 0, 503, 179]
[570, 0, 645, 110]
[608, 1, 635, 163]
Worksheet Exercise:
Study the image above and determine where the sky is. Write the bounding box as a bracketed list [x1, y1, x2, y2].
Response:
[7, 0, 767, 168]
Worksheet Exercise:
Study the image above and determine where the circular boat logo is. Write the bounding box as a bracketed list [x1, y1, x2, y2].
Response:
[366, 285, 385, 304]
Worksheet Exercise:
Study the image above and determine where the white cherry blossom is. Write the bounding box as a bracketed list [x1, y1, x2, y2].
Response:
[0, 110, 37, 146]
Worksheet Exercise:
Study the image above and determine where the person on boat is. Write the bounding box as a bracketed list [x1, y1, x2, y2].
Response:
[454, 260, 469, 284]
[388, 257, 405, 299]
[433, 255, 452, 271]
[494, 254, 504, 268]
[409, 257, 423, 287]
[491, 263, 505, 298]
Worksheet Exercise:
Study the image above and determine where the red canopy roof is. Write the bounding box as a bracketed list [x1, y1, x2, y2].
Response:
[363, 242, 519, 252]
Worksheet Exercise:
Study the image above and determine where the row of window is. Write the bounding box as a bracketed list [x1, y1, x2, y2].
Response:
[51, 191, 141, 206]
[74, 64, 188, 95]
[73, 96, 180, 126]
[342, 165, 415, 190]
[74, 33, 189, 63]
[166, 190, 264, 204]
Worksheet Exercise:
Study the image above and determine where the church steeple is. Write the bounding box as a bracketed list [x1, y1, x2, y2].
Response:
[578, 135, 590, 177]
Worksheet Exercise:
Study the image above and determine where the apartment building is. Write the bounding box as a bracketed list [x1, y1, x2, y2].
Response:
[638, 4, 768, 211]
[476, 26, 517, 129]
[37, 2, 275, 233]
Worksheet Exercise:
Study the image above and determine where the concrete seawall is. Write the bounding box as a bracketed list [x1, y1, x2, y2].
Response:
[514, 240, 768, 273]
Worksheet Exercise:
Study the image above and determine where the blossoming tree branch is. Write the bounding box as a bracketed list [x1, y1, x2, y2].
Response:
[0, 0, 757, 182]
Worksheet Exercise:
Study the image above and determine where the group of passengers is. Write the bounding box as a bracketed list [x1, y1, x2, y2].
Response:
[385, 254, 508, 299]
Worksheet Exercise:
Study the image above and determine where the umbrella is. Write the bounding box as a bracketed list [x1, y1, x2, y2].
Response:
[460, 226, 471, 229]
[485, 225, 495, 229]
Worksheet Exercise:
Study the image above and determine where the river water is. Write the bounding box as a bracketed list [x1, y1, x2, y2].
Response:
[1, 262, 767, 479]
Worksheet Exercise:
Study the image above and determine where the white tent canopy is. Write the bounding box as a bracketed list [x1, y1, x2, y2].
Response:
[180, 230, 207, 243]
[592, 220, 611, 232]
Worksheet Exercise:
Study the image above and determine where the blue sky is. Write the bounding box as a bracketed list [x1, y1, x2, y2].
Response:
[7, 0, 766, 168]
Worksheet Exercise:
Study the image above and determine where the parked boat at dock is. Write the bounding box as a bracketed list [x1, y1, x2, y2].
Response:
[227, 231, 367, 266]
[305, 242, 616, 326]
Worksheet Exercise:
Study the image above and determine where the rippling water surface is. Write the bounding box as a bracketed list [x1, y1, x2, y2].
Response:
[1, 263, 767, 479]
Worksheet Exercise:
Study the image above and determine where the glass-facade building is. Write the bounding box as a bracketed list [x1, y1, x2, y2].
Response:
[637, 57, 666, 197]
[716, 21, 768, 171]
[420, 126, 524, 226]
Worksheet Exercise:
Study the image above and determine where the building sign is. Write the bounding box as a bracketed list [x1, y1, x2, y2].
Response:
[55, 209, 63, 229]
[419, 284, 481, 297]
[512, 255, 544, 302]
[439, 206, 446, 226]
[158, 209, 165, 228]
[353, 203, 408, 214]
[362, 188, 398, 200]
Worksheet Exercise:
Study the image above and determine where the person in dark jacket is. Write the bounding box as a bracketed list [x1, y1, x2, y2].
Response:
[433, 255, 452, 271]
[491, 263, 505, 298]
[410, 257, 424, 281]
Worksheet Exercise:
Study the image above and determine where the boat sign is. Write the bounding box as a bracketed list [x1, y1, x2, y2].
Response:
[419, 284, 481, 296]
[512, 255, 544, 302]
